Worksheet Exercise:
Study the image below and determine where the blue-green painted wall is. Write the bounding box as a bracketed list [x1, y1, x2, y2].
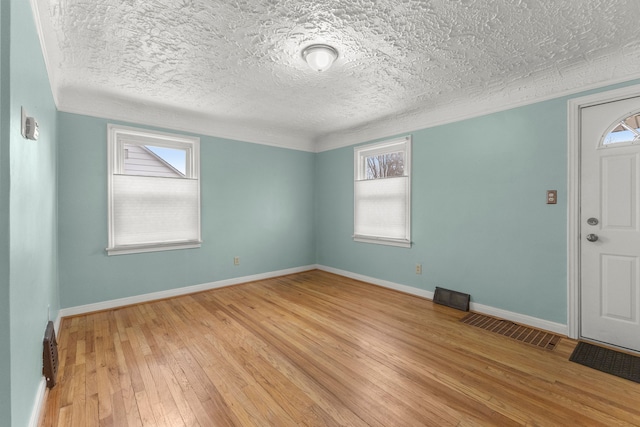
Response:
[0, 1, 12, 426]
[6, 1, 60, 426]
[57, 113, 316, 307]
[4, 1, 640, 423]
[316, 84, 640, 325]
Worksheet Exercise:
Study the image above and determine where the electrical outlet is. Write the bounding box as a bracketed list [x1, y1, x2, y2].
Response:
[416, 263, 422, 275]
[234, 256, 240, 266]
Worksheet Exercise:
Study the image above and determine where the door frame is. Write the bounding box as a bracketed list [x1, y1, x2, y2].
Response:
[567, 83, 640, 340]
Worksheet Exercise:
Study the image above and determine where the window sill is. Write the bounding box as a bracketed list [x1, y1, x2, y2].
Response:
[106, 240, 202, 256]
[353, 236, 411, 248]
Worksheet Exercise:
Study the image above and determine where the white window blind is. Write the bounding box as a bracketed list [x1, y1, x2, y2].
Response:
[107, 124, 201, 255]
[354, 176, 409, 239]
[112, 175, 200, 246]
[354, 136, 411, 247]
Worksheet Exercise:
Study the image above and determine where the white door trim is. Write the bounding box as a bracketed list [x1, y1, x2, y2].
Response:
[567, 83, 640, 339]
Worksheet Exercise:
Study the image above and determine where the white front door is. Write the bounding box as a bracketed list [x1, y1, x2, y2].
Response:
[580, 96, 640, 352]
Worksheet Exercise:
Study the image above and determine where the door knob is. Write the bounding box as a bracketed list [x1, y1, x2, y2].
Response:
[586, 234, 599, 242]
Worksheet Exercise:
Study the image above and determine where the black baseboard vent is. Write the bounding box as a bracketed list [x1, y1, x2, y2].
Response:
[433, 287, 470, 311]
[43, 320, 59, 389]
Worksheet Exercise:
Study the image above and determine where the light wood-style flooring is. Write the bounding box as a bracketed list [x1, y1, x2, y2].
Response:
[40, 270, 640, 426]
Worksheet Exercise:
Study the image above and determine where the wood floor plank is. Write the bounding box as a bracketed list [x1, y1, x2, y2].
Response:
[84, 393, 99, 427]
[70, 363, 86, 427]
[228, 282, 510, 424]
[95, 319, 114, 424]
[159, 364, 199, 427]
[133, 390, 157, 427]
[222, 297, 447, 425]
[113, 336, 143, 427]
[41, 270, 640, 426]
[190, 295, 368, 427]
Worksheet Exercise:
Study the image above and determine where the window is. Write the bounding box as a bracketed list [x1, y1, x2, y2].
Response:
[354, 136, 411, 247]
[602, 112, 640, 146]
[107, 124, 201, 255]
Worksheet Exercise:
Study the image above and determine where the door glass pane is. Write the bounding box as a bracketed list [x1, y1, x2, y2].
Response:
[602, 112, 640, 146]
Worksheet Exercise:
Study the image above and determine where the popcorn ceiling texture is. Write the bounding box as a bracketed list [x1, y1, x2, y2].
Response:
[35, 0, 640, 150]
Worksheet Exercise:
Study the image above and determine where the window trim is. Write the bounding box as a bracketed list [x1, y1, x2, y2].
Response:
[106, 124, 201, 256]
[353, 136, 412, 248]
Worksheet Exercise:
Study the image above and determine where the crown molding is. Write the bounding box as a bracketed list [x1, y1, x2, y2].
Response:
[315, 64, 640, 152]
[57, 98, 316, 153]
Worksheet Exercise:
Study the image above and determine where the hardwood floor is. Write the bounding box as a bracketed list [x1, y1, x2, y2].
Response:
[40, 270, 640, 426]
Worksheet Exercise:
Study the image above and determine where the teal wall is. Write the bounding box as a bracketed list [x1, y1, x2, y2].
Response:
[4, 1, 640, 424]
[0, 1, 12, 426]
[315, 86, 640, 325]
[5, 0, 60, 426]
[57, 113, 316, 307]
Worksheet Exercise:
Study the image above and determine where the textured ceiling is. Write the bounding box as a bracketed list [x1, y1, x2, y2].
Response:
[33, 0, 640, 151]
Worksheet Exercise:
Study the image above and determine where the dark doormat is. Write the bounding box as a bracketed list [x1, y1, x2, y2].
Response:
[569, 341, 640, 383]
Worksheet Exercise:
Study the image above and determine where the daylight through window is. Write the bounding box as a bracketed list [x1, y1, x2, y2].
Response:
[354, 136, 411, 247]
[107, 124, 201, 255]
[602, 112, 640, 146]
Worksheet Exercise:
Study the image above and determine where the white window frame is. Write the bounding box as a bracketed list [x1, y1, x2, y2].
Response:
[106, 124, 201, 255]
[353, 136, 412, 248]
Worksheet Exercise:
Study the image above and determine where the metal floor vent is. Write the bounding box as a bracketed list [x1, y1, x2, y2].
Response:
[461, 313, 561, 350]
[433, 287, 470, 311]
[43, 321, 59, 389]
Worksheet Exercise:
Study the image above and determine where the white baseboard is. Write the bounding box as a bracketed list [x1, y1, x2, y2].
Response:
[318, 265, 435, 299]
[57, 263, 567, 334]
[60, 263, 568, 335]
[316, 265, 568, 336]
[469, 301, 567, 336]
[58, 265, 317, 318]
[28, 378, 47, 427]
[53, 313, 61, 338]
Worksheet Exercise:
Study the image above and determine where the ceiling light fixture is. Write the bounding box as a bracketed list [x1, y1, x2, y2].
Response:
[302, 44, 338, 72]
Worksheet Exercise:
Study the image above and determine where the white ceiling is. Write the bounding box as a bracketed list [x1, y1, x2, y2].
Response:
[33, 0, 640, 152]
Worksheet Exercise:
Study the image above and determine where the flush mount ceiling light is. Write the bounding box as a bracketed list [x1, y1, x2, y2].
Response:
[302, 44, 338, 72]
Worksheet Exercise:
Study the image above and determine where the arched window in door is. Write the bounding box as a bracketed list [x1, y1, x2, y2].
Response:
[602, 112, 640, 146]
